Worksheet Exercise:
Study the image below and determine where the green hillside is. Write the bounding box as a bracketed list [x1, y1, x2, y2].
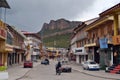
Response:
[43, 33, 71, 48]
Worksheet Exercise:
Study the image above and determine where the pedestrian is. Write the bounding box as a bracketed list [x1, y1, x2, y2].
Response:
[55, 61, 62, 75]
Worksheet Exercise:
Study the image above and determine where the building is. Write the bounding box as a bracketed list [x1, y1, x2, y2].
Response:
[0, 0, 10, 66]
[22, 31, 42, 61]
[84, 3, 120, 68]
[70, 18, 98, 64]
[7, 25, 26, 66]
[0, 20, 7, 66]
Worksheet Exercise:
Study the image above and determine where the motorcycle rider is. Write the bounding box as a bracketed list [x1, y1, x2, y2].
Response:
[55, 61, 62, 75]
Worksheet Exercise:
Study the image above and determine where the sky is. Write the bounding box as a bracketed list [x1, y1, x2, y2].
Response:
[1, 0, 120, 32]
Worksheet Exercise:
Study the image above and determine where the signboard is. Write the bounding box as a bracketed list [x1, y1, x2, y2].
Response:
[0, 28, 6, 39]
[112, 35, 120, 45]
[73, 47, 87, 55]
[99, 38, 108, 49]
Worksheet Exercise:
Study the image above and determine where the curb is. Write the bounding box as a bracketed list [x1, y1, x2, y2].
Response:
[15, 62, 40, 80]
[72, 67, 120, 80]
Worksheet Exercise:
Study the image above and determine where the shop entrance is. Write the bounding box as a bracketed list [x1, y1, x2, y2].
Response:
[94, 47, 100, 63]
[113, 46, 120, 65]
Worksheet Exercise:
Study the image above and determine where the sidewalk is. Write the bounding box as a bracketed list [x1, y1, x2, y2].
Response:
[7, 61, 40, 80]
[70, 61, 120, 80]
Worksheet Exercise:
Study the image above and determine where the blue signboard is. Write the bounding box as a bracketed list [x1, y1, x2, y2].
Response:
[99, 38, 108, 49]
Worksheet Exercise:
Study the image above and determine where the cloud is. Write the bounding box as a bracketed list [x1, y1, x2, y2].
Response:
[5, 0, 96, 32]
[4, 0, 120, 32]
[77, 0, 120, 21]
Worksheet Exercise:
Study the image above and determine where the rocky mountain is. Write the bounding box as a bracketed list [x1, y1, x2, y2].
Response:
[38, 18, 82, 48]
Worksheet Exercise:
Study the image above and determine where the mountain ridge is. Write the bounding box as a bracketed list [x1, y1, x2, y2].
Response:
[38, 18, 82, 48]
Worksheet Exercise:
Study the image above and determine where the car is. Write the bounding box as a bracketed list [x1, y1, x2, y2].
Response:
[61, 60, 72, 72]
[24, 61, 33, 68]
[82, 60, 100, 70]
[41, 59, 49, 65]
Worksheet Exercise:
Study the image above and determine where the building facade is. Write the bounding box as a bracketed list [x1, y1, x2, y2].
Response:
[0, 0, 10, 67]
[22, 31, 42, 61]
[0, 21, 7, 66]
[84, 3, 120, 68]
[7, 25, 26, 66]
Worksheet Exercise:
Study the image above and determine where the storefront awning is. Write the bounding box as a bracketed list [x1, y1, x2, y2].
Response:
[5, 48, 13, 52]
[5, 44, 13, 52]
[84, 43, 96, 47]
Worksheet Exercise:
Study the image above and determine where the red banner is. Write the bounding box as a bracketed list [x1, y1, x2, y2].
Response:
[0, 28, 6, 39]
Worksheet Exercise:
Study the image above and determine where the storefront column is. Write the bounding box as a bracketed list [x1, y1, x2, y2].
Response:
[2, 53, 8, 66]
[113, 14, 119, 36]
[84, 55, 86, 61]
[2, 53, 4, 64]
[0, 53, 2, 64]
[76, 55, 79, 64]
[111, 51, 113, 66]
[19, 54, 22, 64]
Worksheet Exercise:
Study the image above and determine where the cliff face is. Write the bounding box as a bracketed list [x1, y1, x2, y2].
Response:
[39, 18, 82, 38]
[38, 18, 82, 48]
[42, 19, 70, 30]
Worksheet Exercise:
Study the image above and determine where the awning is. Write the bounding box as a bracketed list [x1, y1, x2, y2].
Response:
[5, 48, 13, 52]
[5, 44, 13, 52]
[84, 43, 96, 47]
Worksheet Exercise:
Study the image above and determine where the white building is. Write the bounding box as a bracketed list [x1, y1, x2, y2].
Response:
[22, 31, 42, 61]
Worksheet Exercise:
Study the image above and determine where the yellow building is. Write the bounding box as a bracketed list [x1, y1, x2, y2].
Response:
[0, 20, 8, 66]
[0, 0, 11, 67]
[84, 3, 120, 67]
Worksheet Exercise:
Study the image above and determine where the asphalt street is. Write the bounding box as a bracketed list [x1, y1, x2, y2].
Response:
[7, 60, 120, 80]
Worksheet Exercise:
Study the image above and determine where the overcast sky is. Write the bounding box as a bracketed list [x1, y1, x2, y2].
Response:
[2, 0, 120, 32]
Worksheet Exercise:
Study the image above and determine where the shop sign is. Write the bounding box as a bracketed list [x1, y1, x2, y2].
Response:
[73, 47, 87, 55]
[0, 28, 6, 39]
[99, 38, 108, 49]
[112, 35, 120, 45]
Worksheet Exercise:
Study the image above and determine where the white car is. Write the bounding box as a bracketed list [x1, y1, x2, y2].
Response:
[82, 60, 100, 70]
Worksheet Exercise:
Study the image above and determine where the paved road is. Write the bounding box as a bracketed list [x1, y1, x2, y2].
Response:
[17, 61, 115, 80]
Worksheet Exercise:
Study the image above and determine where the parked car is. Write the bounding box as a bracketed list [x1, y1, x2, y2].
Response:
[82, 60, 100, 70]
[61, 60, 72, 72]
[41, 59, 49, 65]
[24, 61, 33, 68]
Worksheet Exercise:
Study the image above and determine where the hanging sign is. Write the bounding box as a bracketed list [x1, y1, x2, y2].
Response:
[112, 35, 120, 45]
[99, 38, 108, 49]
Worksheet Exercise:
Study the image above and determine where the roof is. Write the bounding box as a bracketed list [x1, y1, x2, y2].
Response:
[22, 31, 41, 40]
[84, 17, 99, 25]
[99, 3, 120, 17]
[73, 17, 99, 34]
[85, 16, 113, 31]
[6, 25, 27, 39]
[0, 0, 10, 9]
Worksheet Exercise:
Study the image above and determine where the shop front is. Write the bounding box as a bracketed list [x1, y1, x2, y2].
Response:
[112, 35, 120, 65]
[5, 44, 13, 66]
[84, 43, 96, 61]
[99, 38, 113, 69]
[73, 47, 87, 64]
[13, 47, 25, 64]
